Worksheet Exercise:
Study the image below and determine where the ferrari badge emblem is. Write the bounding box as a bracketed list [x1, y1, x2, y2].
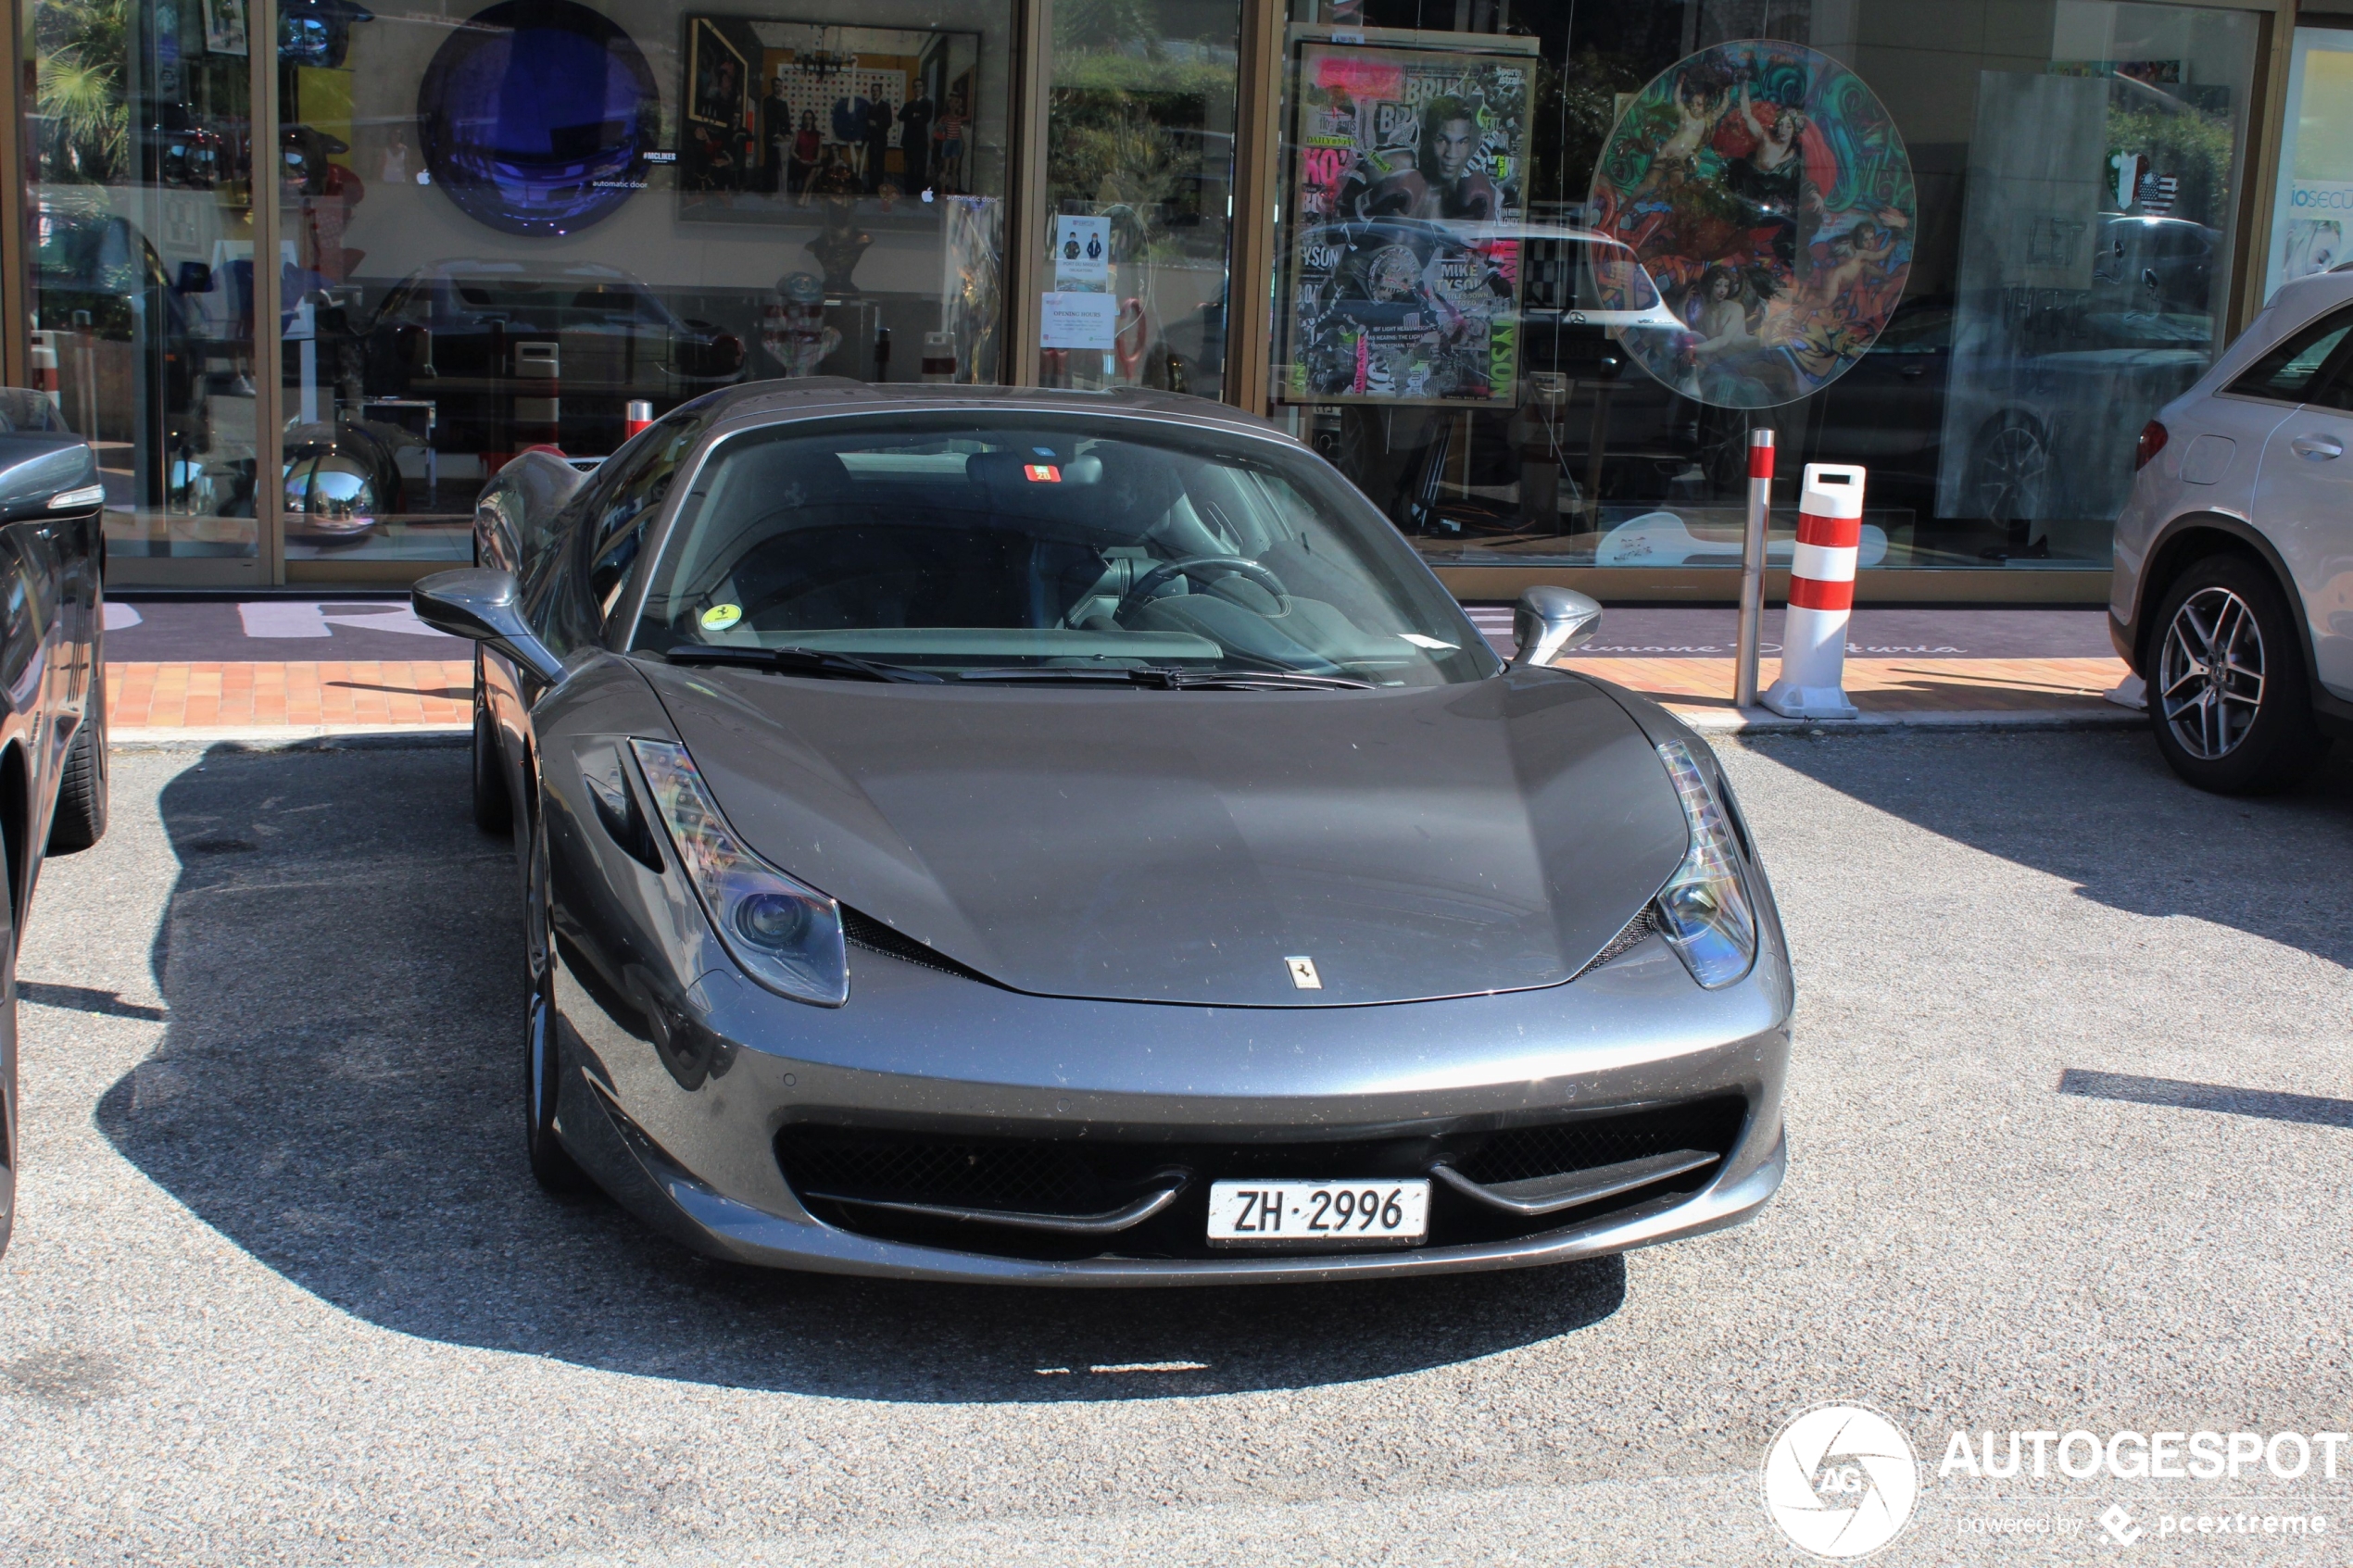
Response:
[1285, 956, 1322, 990]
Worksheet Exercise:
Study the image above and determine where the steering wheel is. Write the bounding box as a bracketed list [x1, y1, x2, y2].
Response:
[1114, 556, 1292, 622]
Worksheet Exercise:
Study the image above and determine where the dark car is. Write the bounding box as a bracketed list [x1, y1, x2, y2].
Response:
[30, 205, 213, 498]
[360, 261, 749, 457]
[413, 380, 1790, 1285]
[0, 389, 112, 1257]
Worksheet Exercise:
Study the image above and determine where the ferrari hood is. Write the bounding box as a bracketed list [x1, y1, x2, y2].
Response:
[643, 666, 1690, 1008]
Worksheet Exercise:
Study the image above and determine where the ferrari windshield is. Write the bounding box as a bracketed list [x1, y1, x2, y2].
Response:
[632, 412, 1499, 685]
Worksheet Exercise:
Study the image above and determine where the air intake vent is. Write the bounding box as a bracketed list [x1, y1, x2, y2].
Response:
[1573, 906, 1658, 978]
[1450, 1097, 1746, 1188]
[839, 907, 995, 985]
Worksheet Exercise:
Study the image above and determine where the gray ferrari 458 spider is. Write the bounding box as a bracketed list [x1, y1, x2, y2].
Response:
[414, 380, 1791, 1285]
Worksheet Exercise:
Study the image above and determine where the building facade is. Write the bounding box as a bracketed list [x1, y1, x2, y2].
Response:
[0, 0, 2335, 598]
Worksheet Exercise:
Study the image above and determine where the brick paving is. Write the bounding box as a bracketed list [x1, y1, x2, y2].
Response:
[102, 652, 2136, 734]
[1575, 654, 2134, 717]
[109, 661, 474, 731]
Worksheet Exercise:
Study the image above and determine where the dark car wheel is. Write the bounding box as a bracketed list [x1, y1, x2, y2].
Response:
[523, 809, 589, 1192]
[1972, 413, 2049, 532]
[47, 659, 108, 854]
[2148, 555, 2326, 795]
[472, 653, 512, 837]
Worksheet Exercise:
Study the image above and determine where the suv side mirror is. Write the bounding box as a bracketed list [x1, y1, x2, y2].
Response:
[1512, 585, 1602, 668]
[412, 568, 565, 684]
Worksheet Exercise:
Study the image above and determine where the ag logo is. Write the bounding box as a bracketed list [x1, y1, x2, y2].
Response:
[1761, 1404, 1919, 1559]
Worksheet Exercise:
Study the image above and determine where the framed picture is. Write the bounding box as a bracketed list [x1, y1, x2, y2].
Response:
[687, 16, 749, 128]
[1278, 27, 1539, 407]
[204, 0, 249, 56]
[678, 16, 980, 218]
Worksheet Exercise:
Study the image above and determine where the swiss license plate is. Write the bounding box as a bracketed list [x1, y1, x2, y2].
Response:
[1206, 1179, 1430, 1248]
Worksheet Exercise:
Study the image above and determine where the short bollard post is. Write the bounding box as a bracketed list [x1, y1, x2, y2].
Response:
[625, 399, 655, 439]
[1762, 463, 1864, 721]
[1734, 428, 1773, 709]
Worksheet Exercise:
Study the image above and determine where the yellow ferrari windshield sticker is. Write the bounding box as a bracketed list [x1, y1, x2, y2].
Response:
[699, 603, 744, 632]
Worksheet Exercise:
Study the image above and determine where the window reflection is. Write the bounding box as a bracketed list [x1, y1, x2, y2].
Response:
[1276, 0, 2260, 574]
[271, 0, 1013, 563]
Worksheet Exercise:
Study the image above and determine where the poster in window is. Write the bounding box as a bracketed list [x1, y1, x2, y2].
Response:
[1279, 30, 1538, 407]
[2270, 36, 2353, 297]
[204, 0, 248, 55]
[1589, 40, 1915, 409]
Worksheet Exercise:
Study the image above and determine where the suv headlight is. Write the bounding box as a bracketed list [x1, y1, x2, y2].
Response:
[630, 738, 849, 1007]
[1652, 740, 1757, 988]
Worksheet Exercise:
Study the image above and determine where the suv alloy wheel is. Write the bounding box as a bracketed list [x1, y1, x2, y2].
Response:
[2148, 554, 2327, 794]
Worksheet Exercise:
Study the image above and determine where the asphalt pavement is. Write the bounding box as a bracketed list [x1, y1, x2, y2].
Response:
[0, 732, 2347, 1565]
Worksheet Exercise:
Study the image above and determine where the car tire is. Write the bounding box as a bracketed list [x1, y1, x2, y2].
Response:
[522, 807, 589, 1193]
[1972, 412, 2049, 533]
[2147, 554, 2327, 795]
[472, 652, 512, 837]
[47, 655, 108, 855]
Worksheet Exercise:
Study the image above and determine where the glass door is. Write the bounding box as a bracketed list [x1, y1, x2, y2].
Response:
[1036, 0, 1242, 397]
[27, 0, 265, 582]
[275, 0, 1016, 572]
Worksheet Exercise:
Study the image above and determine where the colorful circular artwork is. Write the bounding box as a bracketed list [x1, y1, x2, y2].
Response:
[1590, 41, 1915, 409]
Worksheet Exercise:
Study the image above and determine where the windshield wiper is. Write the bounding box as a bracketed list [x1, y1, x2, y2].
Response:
[660, 646, 943, 684]
[1146, 669, 1375, 691]
[954, 665, 1372, 691]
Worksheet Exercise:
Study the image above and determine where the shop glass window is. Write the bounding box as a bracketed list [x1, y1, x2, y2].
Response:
[273, 0, 1013, 568]
[27, 0, 263, 571]
[1038, 0, 1243, 398]
[1268, 0, 2261, 573]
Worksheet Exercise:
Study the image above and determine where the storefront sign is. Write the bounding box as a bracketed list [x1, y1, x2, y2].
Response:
[1040, 291, 1118, 350]
[2271, 31, 2353, 295]
[1278, 28, 1538, 407]
[1054, 216, 1112, 286]
[1589, 40, 1915, 409]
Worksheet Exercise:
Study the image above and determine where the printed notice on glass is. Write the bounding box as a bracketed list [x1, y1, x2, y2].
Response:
[1040, 291, 1118, 349]
[1053, 215, 1112, 287]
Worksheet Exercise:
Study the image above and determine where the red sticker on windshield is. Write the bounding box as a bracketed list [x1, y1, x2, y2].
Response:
[1024, 464, 1062, 483]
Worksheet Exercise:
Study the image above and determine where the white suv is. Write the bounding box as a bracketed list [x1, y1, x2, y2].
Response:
[2111, 269, 2353, 793]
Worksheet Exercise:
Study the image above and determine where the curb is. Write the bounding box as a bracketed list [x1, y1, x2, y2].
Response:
[1676, 706, 2145, 734]
[110, 724, 470, 752]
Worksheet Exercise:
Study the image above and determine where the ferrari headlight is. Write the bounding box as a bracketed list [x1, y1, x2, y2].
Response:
[1653, 740, 1757, 989]
[630, 738, 849, 1007]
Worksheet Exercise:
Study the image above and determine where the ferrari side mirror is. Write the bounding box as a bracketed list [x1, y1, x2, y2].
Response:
[1512, 585, 1602, 669]
[413, 568, 565, 685]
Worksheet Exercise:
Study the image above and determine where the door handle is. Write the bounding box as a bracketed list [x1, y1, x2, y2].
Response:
[2292, 434, 2345, 460]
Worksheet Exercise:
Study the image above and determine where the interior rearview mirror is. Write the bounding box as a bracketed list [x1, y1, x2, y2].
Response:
[412, 568, 565, 685]
[1511, 585, 1603, 669]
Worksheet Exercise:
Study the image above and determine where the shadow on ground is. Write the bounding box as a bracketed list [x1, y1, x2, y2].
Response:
[1741, 723, 2353, 969]
[93, 745, 1623, 1402]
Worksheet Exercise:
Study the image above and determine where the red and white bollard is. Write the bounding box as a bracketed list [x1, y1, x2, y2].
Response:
[1733, 428, 1774, 709]
[625, 399, 654, 439]
[28, 332, 59, 411]
[1762, 463, 1864, 720]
